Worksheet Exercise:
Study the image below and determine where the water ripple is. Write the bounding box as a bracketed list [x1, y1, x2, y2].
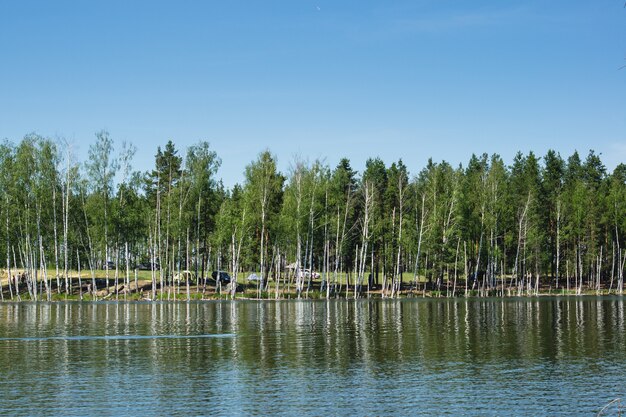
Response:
[0, 333, 235, 341]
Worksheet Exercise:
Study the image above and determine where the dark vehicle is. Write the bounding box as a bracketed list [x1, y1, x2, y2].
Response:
[136, 262, 160, 271]
[211, 271, 231, 284]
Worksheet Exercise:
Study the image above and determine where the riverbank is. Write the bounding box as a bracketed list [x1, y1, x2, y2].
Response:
[1, 275, 623, 302]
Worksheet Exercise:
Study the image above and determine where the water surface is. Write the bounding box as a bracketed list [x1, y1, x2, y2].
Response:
[0, 297, 624, 416]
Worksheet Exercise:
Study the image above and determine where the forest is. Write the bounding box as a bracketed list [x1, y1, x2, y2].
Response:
[0, 131, 625, 301]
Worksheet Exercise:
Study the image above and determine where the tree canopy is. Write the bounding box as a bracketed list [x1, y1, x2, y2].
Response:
[0, 133, 624, 300]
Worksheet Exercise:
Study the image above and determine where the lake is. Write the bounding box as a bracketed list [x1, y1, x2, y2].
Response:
[0, 297, 624, 416]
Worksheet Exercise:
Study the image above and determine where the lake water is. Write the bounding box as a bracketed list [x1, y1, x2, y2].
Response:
[0, 297, 624, 416]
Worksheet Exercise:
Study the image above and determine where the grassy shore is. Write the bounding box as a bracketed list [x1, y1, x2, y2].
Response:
[0, 268, 622, 301]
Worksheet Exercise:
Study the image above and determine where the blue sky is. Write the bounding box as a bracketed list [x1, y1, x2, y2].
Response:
[1, 0, 625, 187]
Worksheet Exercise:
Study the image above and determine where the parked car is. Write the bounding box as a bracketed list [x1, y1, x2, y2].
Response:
[298, 269, 320, 280]
[211, 271, 231, 284]
[136, 262, 160, 271]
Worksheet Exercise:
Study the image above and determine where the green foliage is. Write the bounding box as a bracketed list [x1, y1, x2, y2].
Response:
[0, 132, 624, 299]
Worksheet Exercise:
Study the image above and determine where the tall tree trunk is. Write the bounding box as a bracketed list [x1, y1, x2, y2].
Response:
[556, 200, 561, 290]
[125, 241, 130, 301]
[453, 238, 460, 296]
[5, 195, 11, 300]
[393, 175, 405, 298]
[77, 248, 83, 300]
[52, 186, 60, 294]
[413, 194, 425, 293]
[63, 146, 71, 295]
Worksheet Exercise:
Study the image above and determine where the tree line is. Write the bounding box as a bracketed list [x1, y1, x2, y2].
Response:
[0, 131, 624, 300]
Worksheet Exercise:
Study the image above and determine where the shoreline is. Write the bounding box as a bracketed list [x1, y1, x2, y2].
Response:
[1, 285, 623, 303]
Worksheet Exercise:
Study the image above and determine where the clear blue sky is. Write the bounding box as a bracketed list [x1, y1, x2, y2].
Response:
[1, 0, 625, 187]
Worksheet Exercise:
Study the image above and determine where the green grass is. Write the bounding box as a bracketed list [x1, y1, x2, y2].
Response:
[3, 268, 623, 301]
[4, 268, 435, 287]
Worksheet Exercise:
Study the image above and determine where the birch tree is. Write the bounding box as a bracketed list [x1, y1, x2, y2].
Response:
[243, 151, 284, 297]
